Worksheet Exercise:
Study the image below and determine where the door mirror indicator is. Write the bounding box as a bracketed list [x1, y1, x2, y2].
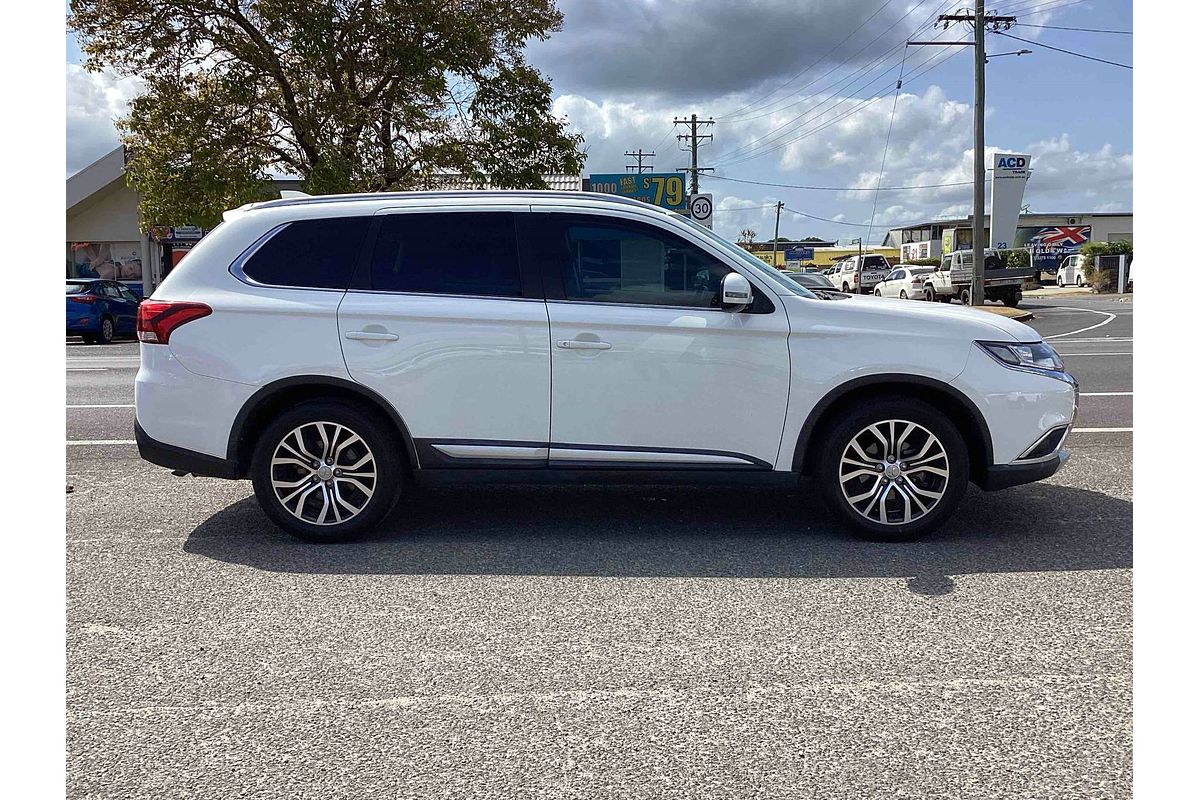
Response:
[721, 272, 753, 310]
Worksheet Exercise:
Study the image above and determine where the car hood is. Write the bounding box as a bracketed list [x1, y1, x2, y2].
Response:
[782, 293, 1038, 343]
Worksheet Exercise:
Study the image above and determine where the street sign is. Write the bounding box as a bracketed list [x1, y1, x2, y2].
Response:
[588, 173, 687, 212]
[688, 193, 713, 229]
[784, 246, 815, 269]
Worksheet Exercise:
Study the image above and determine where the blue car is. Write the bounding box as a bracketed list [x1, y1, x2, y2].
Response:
[66, 279, 141, 344]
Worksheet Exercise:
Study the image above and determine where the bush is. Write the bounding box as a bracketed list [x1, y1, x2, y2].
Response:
[1081, 240, 1133, 293]
[905, 257, 941, 267]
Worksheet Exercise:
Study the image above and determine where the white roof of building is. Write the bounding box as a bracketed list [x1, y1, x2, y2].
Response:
[67, 146, 126, 211]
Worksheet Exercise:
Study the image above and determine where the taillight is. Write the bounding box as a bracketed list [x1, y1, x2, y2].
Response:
[137, 300, 212, 344]
[912, 277, 923, 285]
[852, 273, 860, 283]
[68, 295, 96, 304]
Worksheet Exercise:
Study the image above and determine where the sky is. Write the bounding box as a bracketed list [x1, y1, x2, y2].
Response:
[66, 0, 1133, 244]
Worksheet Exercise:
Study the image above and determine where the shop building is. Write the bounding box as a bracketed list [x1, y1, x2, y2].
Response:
[883, 212, 1133, 271]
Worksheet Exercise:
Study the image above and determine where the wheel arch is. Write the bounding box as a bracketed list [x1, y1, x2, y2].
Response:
[791, 374, 993, 484]
[226, 375, 419, 478]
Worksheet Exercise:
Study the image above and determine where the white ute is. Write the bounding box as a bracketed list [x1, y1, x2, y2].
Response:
[135, 190, 1077, 542]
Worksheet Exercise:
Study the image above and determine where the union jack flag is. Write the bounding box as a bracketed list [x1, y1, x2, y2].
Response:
[1028, 226, 1090, 246]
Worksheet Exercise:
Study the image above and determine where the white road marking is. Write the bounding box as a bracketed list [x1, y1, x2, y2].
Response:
[1080, 392, 1132, 397]
[66, 368, 107, 372]
[1058, 352, 1132, 357]
[1056, 337, 1132, 343]
[1043, 307, 1117, 340]
[67, 404, 135, 408]
[67, 440, 136, 446]
[1071, 427, 1133, 433]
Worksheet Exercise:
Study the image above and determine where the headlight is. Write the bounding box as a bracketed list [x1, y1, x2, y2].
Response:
[977, 340, 1065, 373]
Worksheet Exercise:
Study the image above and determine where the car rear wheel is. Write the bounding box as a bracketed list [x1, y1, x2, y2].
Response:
[958, 287, 972, 305]
[924, 287, 936, 302]
[899, 290, 908, 300]
[815, 396, 968, 541]
[97, 317, 115, 344]
[250, 400, 403, 542]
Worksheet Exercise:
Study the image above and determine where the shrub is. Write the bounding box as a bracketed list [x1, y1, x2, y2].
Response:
[905, 257, 941, 267]
[1080, 240, 1133, 293]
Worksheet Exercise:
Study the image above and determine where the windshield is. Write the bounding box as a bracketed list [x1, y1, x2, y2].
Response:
[673, 214, 817, 299]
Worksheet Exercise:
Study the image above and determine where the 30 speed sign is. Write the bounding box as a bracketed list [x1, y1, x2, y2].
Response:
[688, 193, 713, 229]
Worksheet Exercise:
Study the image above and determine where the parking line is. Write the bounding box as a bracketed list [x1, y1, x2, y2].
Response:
[1043, 307, 1117, 340]
[1080, 392, 1131, 397]
[1071, 427, 1133, 433]
[67, 440, 136, 446]
[67, 404, 135, 408]
[1058, 352, 1132, 357]
[66, 368, 107, 372]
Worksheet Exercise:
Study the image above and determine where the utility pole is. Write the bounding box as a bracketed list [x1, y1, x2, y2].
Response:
[673, 114, 714, 195]
[911, 4, 1015, 305]
[771, 202, 784, 269]
[624, 149, 655, 173]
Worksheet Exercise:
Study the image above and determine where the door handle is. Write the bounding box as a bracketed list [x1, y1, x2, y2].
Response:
[557, 339, 612, 350]
[344, 330, 399, 342]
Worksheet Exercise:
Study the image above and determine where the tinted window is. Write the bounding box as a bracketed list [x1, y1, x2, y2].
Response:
[555, 219, 732, 308]
[65, 282, 92, 295]
[370, 212, 521, 297]
[242, 217, 370, 289]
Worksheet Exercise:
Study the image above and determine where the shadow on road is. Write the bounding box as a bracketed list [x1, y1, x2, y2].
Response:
[183, 480, 1131, 587]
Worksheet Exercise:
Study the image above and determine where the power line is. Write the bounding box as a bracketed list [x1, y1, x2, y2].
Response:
[781, 207, 879, 229]
[993, 0, 1091, 17]
[866, 47, 909, 246]
[713, 41, 967, 169]
[624, 149, 655, 173]
[995, 30, 1132, 68]
[720, 0, 951, 123]
[717, 0, 911, 120]
[1013, 22, 1132, 34]
[706, 174, 981, 192]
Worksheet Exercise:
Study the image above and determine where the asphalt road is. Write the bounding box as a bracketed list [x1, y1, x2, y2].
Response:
[66, 297, 1132, 799]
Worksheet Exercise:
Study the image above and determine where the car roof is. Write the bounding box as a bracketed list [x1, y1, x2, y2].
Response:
[249, 189, 657, 214]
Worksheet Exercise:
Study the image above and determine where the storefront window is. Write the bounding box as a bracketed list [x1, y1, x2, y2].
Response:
[67, 242, 142, 281]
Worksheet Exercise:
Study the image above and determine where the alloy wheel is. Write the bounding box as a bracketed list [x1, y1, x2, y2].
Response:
[838, 419, 949, 525]
[269, 421, 377, 526]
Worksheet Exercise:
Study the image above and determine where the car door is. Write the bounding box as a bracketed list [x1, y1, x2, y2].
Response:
[338, 207, 552, 468]
[114, 283, 141, 331]
[524, 208, 791, 469]
[880, 269, 901, 297]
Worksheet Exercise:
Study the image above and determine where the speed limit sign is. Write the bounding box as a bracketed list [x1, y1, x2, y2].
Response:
[688, 193, 714, 229]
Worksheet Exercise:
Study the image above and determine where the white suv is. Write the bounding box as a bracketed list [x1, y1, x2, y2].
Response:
[135, 190, 1077, 542]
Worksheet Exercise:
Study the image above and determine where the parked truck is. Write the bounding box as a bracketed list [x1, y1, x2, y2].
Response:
[922, 249, 1036, 307]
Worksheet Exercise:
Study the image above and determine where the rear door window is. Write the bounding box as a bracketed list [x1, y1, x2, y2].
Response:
[369, 212, 522, 297]
[241, 217, 371, 289]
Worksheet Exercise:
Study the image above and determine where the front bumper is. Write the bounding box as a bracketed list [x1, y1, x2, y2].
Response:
[980, 449, 1068, 490]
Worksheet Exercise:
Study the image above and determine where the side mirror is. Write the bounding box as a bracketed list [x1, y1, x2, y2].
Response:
[721, 272, 753, 310]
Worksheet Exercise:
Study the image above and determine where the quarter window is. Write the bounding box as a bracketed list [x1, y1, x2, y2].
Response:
[369, 212, 521, 297]
[242, 217, 370, 289]
[557, 219, 732, 308]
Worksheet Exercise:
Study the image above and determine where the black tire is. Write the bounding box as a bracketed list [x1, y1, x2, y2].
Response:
[958, 287, 971, 306]
[1002, 289, 1021, 308]
[97, 316, 115, 344]
[873, 289, 881, 297]
[842, 282, 851, 293]
[250, 400, 403, 542]
[899, 290, 908, 300]
[815, 396, 969, 541]
[924, 286, 936, 302]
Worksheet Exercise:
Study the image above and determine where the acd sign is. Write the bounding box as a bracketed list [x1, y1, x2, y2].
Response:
[997, 156, 1027, 170]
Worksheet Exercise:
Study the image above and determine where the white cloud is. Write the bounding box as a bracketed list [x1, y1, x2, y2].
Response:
[66, 64, 142, 176]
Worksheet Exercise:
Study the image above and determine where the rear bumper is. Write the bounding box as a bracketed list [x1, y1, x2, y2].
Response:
[979, 449, 1068, 491]
[135, 419, 239, 479]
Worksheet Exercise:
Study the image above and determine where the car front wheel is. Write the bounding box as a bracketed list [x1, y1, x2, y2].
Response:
[250, 400, 403, 542]
[816, 397, 969, 540]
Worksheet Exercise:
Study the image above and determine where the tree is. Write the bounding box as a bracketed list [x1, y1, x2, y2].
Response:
[737, 228, 757, 246]
[69, 0, 585, 228]
[1080, 240, 1133, 293]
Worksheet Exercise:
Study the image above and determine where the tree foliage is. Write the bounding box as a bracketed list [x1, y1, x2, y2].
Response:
[69, 0, 585, 227]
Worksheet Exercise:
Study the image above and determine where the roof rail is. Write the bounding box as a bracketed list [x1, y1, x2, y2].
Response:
[251, 188, 662, 212]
